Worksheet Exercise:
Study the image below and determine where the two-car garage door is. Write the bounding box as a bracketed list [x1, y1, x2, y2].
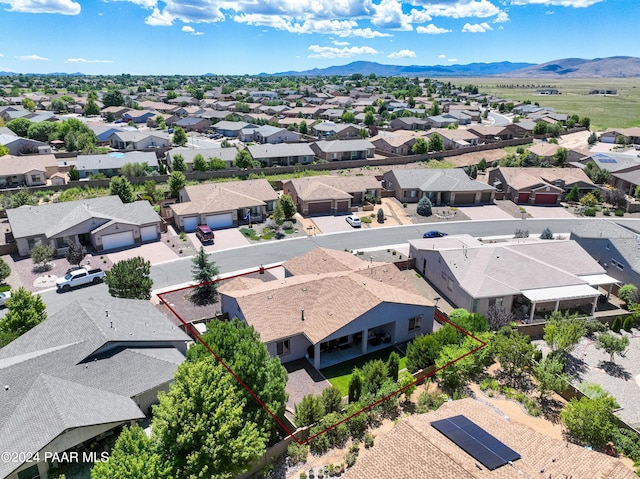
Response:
[206, 213, 233, 229]
[102, 231, 135, 251]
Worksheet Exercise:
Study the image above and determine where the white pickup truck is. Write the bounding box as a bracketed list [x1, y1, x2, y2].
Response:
[56, 267, 105, 292]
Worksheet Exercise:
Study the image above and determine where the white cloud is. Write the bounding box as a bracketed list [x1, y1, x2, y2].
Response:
[2, 0, 80, 15]
[413, 0, 501, 19]
[234, 14, 390, 38]
[307, 44, 379, 59]
[0, 53, 4, 57]
[181, 25, 204, 35]
[438, 54, 446, 58]
[372, 0, 413, 30]
[387, 49, 416, 58]
[105, 0, 156, 6]
[416, 24, 451, 34]
[65, 58, 114, 63]
[494, 11, 509, 22]
[15, 54, 49, 61]
[332, 40, 350, 46]
[462, 22, 492, 32]
[409, 8, 432, 23]
[545, 10, 555, 14]
[144, 1, 225, 25]
[145, 7, 175, 26]
[448, 58, 458, 62]
[509, 0, 603, 6]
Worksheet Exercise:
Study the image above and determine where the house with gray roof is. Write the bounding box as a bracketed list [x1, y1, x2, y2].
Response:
[166, 146, 237, 171]
[311, 121, 361, 140]
[75, 151, 158, 179]
[410, 236, 618, 321]
[383, 168, 495, 205]
[389, 116, 430, 131]
[0, 134, 51, 156]
[245, 125, 301, 144]
[108, 131, 171, 151]
[310, 139, 375, 161]
[174, 116, 211, 132]
[7, 195, 162, 257]
[220, 248, 434, 369]
[247, 143, 314, 167]
[0, 297, 190, 479]
[212, 120, 256, 138]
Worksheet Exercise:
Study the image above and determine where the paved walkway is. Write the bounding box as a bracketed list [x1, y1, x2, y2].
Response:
[524, 205, 576, 219]
[456, 205, 514, 220]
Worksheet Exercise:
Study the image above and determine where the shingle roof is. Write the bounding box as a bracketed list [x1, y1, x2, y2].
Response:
[0, 153, 57, 176]
[77, 151, 158, 171]
[109, 131, 171, 143]
[283, 248, 372, 276]
[169, 146, 237, 164]
[0, 297, 189, 478]
[286, 176, 381, 201]
[495, 167, 592, 190]
[248, 143, 314, 159]
[386, 168, 495, 193]
[312, 139, 375, 152]
[7, 196, 160, 240]
[345, 398, 637, 479]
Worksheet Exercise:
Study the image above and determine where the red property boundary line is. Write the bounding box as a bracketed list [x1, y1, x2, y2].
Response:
[158, 270, 487, 445]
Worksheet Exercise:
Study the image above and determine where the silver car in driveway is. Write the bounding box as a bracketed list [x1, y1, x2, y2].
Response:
[0, 291, 11, 307]
[346, 215, 362, 228]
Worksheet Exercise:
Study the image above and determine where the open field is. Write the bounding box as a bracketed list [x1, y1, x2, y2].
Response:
[444, 77, 640, 132]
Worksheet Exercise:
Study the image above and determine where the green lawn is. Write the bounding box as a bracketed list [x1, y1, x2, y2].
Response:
[320, 346, 407, 395]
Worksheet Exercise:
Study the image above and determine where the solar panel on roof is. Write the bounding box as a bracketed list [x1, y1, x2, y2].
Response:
[431, 415, 521, 471]
[597, 157, 617, 163]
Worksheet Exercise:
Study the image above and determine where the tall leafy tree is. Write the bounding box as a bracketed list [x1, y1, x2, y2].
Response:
[109, 176, 135, 203]
[561, 396, 617, 447]
[278, 194, 297, 219]
[27, 121, 59, 142]
[65, 241, 86, 266]
[532, 356, 568, 400]
[153, 359, 267, 479]
[172, 126, 188, 146]
[595, 332, 629, 363]
[84, 98, 101, 116]
[234, 149, 255, 169]
[411, 137, 428, 154]
[0, 287, 47, 347]
[190, 247, 219, 305]
[103, 89, 125, 107]
[170, 154, 186, 172]
[491, 326, 536, 386]
[120, 162, 148, 178]
[428, 133, 444, 152]
[543, 311, 586, 356]
[6, 118, 31, 137]
[192, 153, 207, 171]
[104, 256, 153, 300]
[168, 171, 186, 198]
[31, 244, 54, 269]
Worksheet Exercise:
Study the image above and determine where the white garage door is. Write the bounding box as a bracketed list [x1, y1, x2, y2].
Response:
[102, 231, 135, 251]
[206, 213, 233, 229]
[140, 225, 157, 242]
[183, 216, 198, 232]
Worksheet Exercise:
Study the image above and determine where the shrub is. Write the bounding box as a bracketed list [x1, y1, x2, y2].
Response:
[611, 316, 622, 333]
[376, 208, 385, 223]
[540, 228, 553, 240]
[345, 403, 368, 438]
[360, 216, 372, 224]
[362, 359, 388, 395]
[364, 432, 375, 449]
[348, 369, 363, 403]
[417, 196, 433, 216]
[580, 192, 599, 207]
[615, 209, 624, 217]
[514, 228, 529, 238]
[294, 394, 324, 427]
[623, 316, 634, 332]
[584, 207, 597, 217]
[287, 441, 308, 465]
[321, 386, 344, 414]
[386, 351, 400, 382]
[344, 452, 357, 468]
[618, 284, 637, 306]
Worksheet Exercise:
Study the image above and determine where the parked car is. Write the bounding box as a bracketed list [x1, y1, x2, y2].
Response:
[346, 215, 361, 228]
[0, 291, 11, 307]
[195, 225, 215, 244]
[56, 267, 105, 292]
[423, 230, 448, 238]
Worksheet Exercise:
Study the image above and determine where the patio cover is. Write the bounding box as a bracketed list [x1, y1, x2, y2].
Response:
[521, 284, 601, 303]
[578, 273, 619, 286]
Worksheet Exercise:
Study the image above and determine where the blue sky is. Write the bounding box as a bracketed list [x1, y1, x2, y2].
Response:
[0, 0, 635, 75]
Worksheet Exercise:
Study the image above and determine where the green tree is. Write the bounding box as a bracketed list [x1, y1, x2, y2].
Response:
[416, 196, 432, 216]
[595, 332, 629, 363]
[31, 243, 54, 269]
[398, 370, 417, 401]
[208, 158, 227, 170]
[0, 257, 10, 284]
[364, 110, 375, 127]
[341, 111, 355, 123]
[102, 89, 124, 107]
[321, 386, 343, 414]
[278, 194, 297, 219]
[566, 184, 580, 202]
[21, 98, 36, 112]
[120, 162, 148, 178]
[187, 318, 288, 439]
[91, 425, 163, 479]
[553, 147, 568, 167]
[191, 247, 219, 305]
[348, 368, 363, 403]
[27, 121, 59, 142]
[294, 393, 324, 427]
[428, 133, 444, 152]
[0, 145, 7, 157]
[105, 111, 116, 123]
[84, 98, 100, 116]
[109, 176, 134, 203]
[429, 100, 441, 116]
[104, 256, 153, 300]
[533, 122, 548, 135]
[588, 132, 597, 145]
[580, 117, 591, 129]
[172, 126, 188, 146]
[299, 120, 308, 135]
[532, 356, 568, 400]
[491, 327, 536, 386]
[192, 153, 207, 172]
[65, 241, 86, 266]
[376, 207, 385, 223]
[386, 351, 400, 382]
[544, 311, 586, 355]
[540, 227, 554, 240]
[406, 333, 442, 373]
[0, 287, 47, 346]
[411, 137, 428, 154]
[68, 165, 80, 181]
[153, 358, 267, 478]
[617, 284, 637, 306]
[170, 154, 186, 172]
[168, 170, 186, 198]
[561, 396, 617, 447]
[6, 118, 31, 137]
[234, 149, 254, 169]
[436, 336, 487, 392]
[477, 158, 487, 171]
[362, 359, 388, 395]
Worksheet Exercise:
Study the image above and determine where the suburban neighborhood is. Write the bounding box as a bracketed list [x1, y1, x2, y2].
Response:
[2, 70, 640, 479]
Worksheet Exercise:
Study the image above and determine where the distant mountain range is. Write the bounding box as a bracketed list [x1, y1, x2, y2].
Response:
[495, 56, 640, 78]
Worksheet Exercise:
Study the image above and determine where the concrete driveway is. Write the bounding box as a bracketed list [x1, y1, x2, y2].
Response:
[456, 205, 514, 220]
[107, 241, 180, 265]
[524, 205, 576, 219]
[187, 228, 250, 252]
[311, 214, 360, 234]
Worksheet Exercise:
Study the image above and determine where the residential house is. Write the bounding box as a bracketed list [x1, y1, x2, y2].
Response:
[7, 196, 162, 256]
[75, 151, 158, 179]
[389, 117, 430, 131]
[599, 127, 640, 145]
[383, 169, 495, 205]
[427, 128, 481, 149]
[122, 109, 157, 124]
[166, 146, 237, 171]
[410, 235, 617, 320]
[170, 179, 278, 231]
[311, 122, 361, 139]
[283, 176, 381, 215]
[212, 120, 255, 138]
[370, 131, 422, 156]
[174, 116, 211, 132]
[247, 143, 315, 167]
[488, 166, 596, 204]
[425, 115, 459, 128]
[108, 131, 171, 150]
[0, 134, 51, 156]
[310, 139, 375, 161]
[467, 125, 517, 141]
[100, 106, 130, 119]
[85, 123, 125, 145]
[0, 154, 58, 187]
[345, 398, 636, 479]
[570, 220, 640, 287]
[0, 297, 190, 479]
[220, 248, 434, 369]
[253, 125, 301, 144]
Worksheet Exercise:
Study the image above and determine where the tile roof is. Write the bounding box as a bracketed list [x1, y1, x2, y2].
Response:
[0, 297, 189, 478]
[171, 179, 278, 216]
[385, 168, 495, 193]
[345, 398, 636, 479]
[7, 196, 160, 240]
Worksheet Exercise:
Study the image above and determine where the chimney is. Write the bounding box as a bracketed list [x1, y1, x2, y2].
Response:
[105, 310, 109, 318]
[110, 321, 113, 329]
[301, 308, 305, 321]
